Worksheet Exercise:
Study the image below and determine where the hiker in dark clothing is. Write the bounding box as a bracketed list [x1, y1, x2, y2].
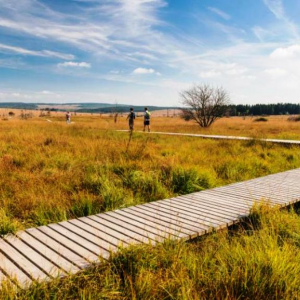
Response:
[127, 108, 135, 131]
[143, 107, 151, 132]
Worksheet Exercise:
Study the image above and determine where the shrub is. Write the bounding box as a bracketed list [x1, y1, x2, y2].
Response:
[253, 117, 268, 122]
[287, 115, 300, 122]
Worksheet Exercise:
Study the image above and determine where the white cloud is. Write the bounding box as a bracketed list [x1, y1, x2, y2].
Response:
[264, 68, 288, 77]
[208, 7, 231, 21]
[199, 70, 221, 78]
[57, 61, 91, 68]
[133, 67, 160, 75]
[0, 43, 74, 60]
[270, 44, 300, 58]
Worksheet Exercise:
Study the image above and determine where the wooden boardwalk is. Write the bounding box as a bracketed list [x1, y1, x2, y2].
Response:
[1, 168, 300, 288]
[117, 130, 300, 145]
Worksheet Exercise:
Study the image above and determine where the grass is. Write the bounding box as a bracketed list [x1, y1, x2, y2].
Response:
[2, 205, 300, 299]
[1, 113, 300, 298]
[1, 116, 300, 234]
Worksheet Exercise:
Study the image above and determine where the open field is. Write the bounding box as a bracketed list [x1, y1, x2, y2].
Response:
[1, 112, 300, 298]
[1, 114, 300, 234]
[2, 108, 300, 139]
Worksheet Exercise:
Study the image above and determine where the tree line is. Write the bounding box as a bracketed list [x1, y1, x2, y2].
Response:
[229, 103, 300, 116]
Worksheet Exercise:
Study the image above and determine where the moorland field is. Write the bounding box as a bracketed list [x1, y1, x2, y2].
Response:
[1, 110, 300, 299]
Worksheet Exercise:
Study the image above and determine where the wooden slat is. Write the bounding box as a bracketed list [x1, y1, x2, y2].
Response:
[115, 207, 200, 237]
[156, 198, 238, 221]
[37, 226, 100, 263]
[0, 239, 47, 281]
[0, 251, 31, 287]
[47, 224, 109, 260]
[26, 228, 89, 269]
[176, 195, 247, 218]
[104, 211, 190, 240]
[191, 191, 254, 209]
[76, 217, 139, 246]
[146, 201, 230, 227]
[16, 231, 80, 274]
[58, 221, 118, 253]
[4, 235, 64, 278]
[93, 214, 163, 243]
[134, 204, 210, 232]
[129, 206, 204, 233]
[68, 219, 128, 248]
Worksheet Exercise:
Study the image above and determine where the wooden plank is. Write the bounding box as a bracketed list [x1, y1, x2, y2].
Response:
[93, 214, 164, 243]
[26, 228, 89, 269]
[227, 186, 300, 202]
[0, 251, 31, 287]
[0, 239, 47, 281]
[221, 180, 300, 193]
[47, 224, 110, 259]
[104, 211, 190, 240]
[68, 219, 128, 248]
[216, 189, 287, 205]
[143, 202, 225, 229]
[135, 204, 210, 231]
[16, 231, 80, 274]
[182, 193, 253, 214]
[157, 197, 239, 221]
[201, 189, 272, 205]
[4, 235, 64, 278]
[76, 217, 139, 246]
[129, 206, 205, 233]
[191, 191, 254, 209]
[59, 221, 118, 252]
[115, 207, 200, 237]
[176, 195, 247, 218]
[192, 193, 253, 213]
[146, 201, 232, 227]
[37, 226, 100, 263]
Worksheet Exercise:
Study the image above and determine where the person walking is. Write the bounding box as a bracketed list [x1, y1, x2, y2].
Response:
[143, 107, 151, 132]
[66, 111, 71, 124]
[127, 108, 135, 131]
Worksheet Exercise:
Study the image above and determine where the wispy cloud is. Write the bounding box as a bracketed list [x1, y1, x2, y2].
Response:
[208, 7, 231, 21]
[57, 61, 91, 68]
[0, 43, 74, 60]
[262, 0, 299, 39]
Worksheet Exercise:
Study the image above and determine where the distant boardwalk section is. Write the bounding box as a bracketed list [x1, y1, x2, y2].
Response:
[117, 130, 300, 145]
[1, 168, 300, 288]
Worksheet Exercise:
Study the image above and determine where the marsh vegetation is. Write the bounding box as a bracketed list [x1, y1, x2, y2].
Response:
[1, 111, 300, 299]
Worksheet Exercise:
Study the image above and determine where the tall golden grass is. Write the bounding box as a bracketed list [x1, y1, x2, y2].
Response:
[1, 112, 300, 298]
[0, 114, 300, 234]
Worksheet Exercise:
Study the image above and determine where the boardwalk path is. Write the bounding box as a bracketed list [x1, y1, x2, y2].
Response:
[117, 130, 300, 145]
[1, 168, 300, 288]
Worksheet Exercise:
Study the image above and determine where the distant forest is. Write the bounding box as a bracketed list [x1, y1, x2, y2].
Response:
[0, 102, 300, 116]
[229, 103, 300, 116]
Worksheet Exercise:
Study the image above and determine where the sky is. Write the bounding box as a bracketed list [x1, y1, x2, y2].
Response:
[0, 0, 300, 106]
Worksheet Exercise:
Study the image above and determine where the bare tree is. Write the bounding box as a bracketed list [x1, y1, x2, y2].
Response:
[180, 84, 230, 128]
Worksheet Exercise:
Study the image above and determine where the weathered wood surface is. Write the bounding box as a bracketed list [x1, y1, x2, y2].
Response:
[1, 168, 300, 288]
[117, 130, 300, 145]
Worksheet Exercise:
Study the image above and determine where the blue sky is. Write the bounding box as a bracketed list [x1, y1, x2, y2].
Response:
[0, 0, 300, 106]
